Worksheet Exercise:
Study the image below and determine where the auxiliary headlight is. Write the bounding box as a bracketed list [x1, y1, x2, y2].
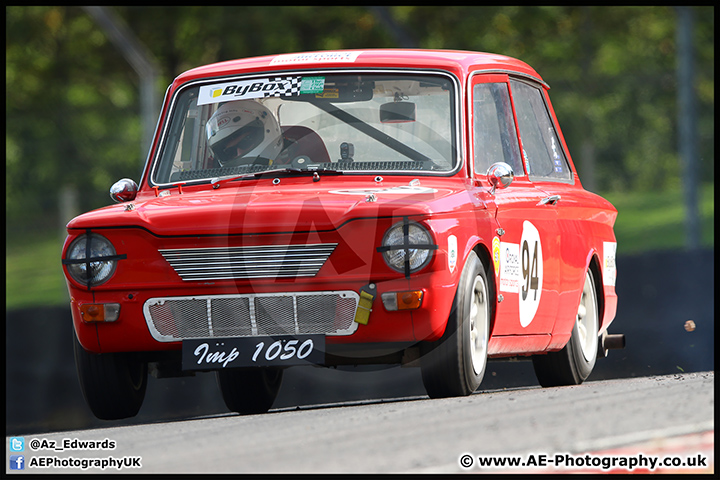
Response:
[64, 234, 120, 287]
[380, 220, 435, 274]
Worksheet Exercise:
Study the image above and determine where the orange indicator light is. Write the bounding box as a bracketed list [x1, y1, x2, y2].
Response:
[398, 291, 423, 310]
[79, 303, 121, 322]
[381, 291, 424, 311]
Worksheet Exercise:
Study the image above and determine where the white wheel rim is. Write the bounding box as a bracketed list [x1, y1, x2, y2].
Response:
[469, 276, 489, 375]
[577, 272, 598, 362]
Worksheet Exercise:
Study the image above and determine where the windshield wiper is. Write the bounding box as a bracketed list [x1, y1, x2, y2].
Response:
[210, 168, 296, 188]
[209, 166, 342, 189]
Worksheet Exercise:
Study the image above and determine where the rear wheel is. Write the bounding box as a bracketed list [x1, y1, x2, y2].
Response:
[420, 251, 490, 398]
[217, 368, 283, 414]
[73, 333, 147, 420]
[532, 270, 599, 386]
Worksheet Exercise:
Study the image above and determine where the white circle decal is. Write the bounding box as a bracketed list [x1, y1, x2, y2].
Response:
[519, 221, 543, 327]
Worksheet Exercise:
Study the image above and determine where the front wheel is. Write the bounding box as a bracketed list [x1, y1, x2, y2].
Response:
[420, 251, 491, 398]
[73, 333, 148, 420]
[217, 368, 283, 414]
[532, 270, 599, 387]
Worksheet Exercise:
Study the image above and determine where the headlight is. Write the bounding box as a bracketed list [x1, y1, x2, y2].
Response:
[64, 234, 119, 286]
[380, 220, 435, 274]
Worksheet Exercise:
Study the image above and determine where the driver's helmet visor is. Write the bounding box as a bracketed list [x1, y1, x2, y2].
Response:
[207, 118, 264, 164]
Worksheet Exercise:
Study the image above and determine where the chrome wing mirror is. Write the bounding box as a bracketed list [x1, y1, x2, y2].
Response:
[110, 178, 138, 203]
[486, 162, 514, 195]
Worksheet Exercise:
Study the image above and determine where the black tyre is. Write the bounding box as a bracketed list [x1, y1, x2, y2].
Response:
[532, 270, 599, 386]
[217, 368, 283, 414]
[73, 333, 147, 420]
[420, 250, 491, 398]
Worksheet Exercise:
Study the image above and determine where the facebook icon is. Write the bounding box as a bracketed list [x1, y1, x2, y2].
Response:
[10, 455, 25, 470]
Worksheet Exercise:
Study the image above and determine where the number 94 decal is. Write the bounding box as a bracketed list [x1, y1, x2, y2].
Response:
[498, 221, 544, 328]
[519, 221, 543, 327]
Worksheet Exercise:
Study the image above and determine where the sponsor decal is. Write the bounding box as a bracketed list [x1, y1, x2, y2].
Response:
[300, 76, 326, 94]
[551, 136, 560, 160]
[270, 51, 363, 65]
[315, 88, 339, 99]
[198, 76, 321, 105]
[492, 236, 501, 277]
[603, 241, 617, 286]
[448, 235, 458, 274]
[499, 242, 520, 294]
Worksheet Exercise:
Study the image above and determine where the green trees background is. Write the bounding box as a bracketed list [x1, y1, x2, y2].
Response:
[6, 6, 714, 232]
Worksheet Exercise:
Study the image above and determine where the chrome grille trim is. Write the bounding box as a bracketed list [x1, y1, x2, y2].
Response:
[160, 243, 337, 280]
[143, 291, 359, 342]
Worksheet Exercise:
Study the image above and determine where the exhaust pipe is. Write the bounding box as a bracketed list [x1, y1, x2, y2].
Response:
[603, 333, 626, 350]
[598, 331, 625, 358]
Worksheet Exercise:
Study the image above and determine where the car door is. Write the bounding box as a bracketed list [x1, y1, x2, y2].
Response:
[470, 73, 560, 341]
[508, 79, 587, 342]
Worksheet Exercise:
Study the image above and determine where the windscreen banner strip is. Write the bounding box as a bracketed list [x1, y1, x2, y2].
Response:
[198, 76, 325, 106]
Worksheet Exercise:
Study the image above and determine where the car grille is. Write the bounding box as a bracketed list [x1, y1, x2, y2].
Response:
[159, 243, 337, 281]
[143, 291, 359, 342]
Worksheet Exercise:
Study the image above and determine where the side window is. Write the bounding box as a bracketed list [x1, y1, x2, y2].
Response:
[510, 80, 572, 182]
[473, 82, 523, 176]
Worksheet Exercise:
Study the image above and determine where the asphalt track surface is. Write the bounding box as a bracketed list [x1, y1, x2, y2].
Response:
[6, 371, 713, 474]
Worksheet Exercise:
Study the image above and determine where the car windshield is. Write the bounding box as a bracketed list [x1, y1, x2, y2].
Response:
[151, 72, 458, 185]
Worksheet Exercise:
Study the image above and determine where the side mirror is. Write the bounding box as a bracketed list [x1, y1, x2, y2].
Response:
[486, 162, 514, 195]
[380, 101, 416, 123]
[110, 178, 138, 203]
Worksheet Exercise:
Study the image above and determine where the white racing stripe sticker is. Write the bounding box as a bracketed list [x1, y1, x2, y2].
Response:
[270, 51, 363, 65]
[329, 186, 438, 195]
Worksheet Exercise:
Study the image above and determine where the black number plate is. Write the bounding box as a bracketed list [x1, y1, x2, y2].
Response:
[182, 335, 325, 371]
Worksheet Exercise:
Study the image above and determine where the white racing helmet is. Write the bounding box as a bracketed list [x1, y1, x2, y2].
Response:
[206, 101, 283, 166]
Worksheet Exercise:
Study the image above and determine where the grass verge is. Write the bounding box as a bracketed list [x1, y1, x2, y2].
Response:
[603, 183, 714, 254]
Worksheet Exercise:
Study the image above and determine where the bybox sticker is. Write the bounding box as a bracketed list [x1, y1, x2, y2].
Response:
[198, 77, 301, 105]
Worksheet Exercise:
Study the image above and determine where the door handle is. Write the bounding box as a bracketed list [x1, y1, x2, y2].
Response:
[538, 194, 561, 206]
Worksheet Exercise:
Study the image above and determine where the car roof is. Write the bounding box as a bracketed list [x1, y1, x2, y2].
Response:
[171, 49, 546, 90]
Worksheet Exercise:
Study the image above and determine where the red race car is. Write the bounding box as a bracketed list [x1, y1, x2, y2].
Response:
[62, 49, 624, 420]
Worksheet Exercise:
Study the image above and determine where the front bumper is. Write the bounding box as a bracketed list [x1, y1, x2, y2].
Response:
[69, 267, 458, 356]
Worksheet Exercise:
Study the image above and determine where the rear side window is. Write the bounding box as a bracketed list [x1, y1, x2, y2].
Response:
[510, 80, 572, 182]
[473, 82, 523, 176]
